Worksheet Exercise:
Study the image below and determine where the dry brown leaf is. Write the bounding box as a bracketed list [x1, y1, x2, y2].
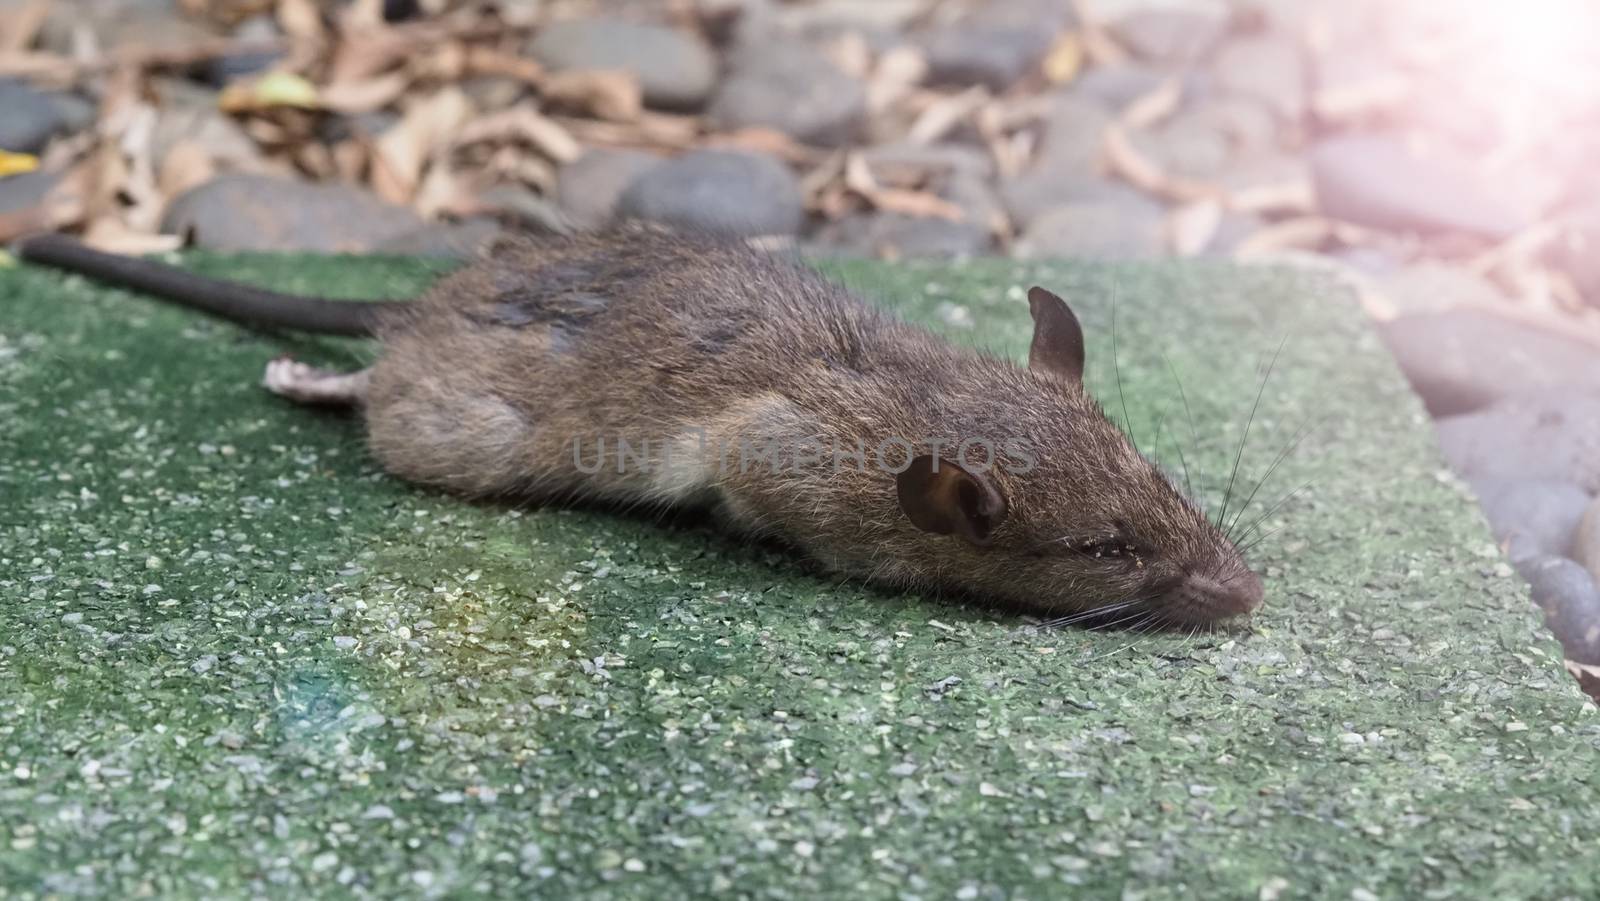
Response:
[156, 138, 216, 199]
[319, 72, 410, 114]
[843, 152, 962, 221]
[1077, 15, 1129, 68]
[1042, 31, 1085, 84]
[332, 140, 369, 183]
[866, 187, 964, 221]
[278, 0, 328, 42]
[554, 112, 701, 153]
[82, 218, 183, 255]
[1311, 77, 1411, 124]
[455, 105, 582, 164]
[464, 46, 546, 86]
[867, 45, 927, 115]
[1119, 77, 1183, 129]
[542, 69, 642, 122]
[414, 162, 469, 220]
[1167, 199, 1222, 257]
[338, 0, 387, 32]
[819, 30, 873, 79]
[704, 127, 821, 166]
[1103, 124, 1218, 204]
[0, 51, 80, 81]
[1232, 217, 1338, 259]
[0, 0, 50, 54]
[906, 86, 990, 145]
[1228, 178, 1316, 216]
[372, 88, 474, 203]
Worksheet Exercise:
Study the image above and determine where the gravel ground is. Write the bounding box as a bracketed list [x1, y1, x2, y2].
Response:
[1, 253, 1595, 897]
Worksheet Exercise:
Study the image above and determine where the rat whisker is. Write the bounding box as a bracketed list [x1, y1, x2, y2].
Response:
[1111, 284, 1138, 453]
[1223, 414, 1323, 542]
[1231, 478, 1318, 552]
[1216, 337, 1286, 532]
[1161, 351, 1200, 513]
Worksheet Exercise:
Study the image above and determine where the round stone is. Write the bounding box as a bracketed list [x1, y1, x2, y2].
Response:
[709, 45, 866, 146]
[556, 149, 664, 231]
[615, 150, 804, 237]
[161, 174, 425, 252]
[528, 18, 717, 110]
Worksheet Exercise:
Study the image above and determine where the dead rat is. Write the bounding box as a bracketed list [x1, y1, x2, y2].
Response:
[15, 227, 1263, 626]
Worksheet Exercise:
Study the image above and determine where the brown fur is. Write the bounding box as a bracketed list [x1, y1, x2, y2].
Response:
[356, 226, 1261, 625]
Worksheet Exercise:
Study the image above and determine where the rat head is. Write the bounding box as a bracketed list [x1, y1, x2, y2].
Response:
[891, 287, 1263, 627]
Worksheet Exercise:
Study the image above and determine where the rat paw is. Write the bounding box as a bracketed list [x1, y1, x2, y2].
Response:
[261, 358, 370, 407]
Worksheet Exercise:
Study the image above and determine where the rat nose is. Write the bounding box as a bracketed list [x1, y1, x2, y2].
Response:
[1181, 568, 1264, 619]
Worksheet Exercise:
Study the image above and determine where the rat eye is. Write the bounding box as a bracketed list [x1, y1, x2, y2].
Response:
[1076, 539, 1145, 567]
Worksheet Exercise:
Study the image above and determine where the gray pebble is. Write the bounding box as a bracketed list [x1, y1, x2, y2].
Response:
[1471, 478, 1592, 564]
[1433, 390, 1600, 494]
[921, 25, 1054, 90]
[374, 219, 503, 260]
[1068, 64, 1169, 111]
[1108, 3, 1228, 65]
[860, 142, 996, 182]
[0, 170, 61, 215]
[999, 173, 1158, 233]
[1518, 555, 1600, 665]
[528, 18, 717, 110]
[0, 81, 73, 154]
[1012, 201, 1165, 260]
[811, 213, 991, 259]
[1127, 115, 1231, 180]
[161, 174, 425, 252]
[557, 149, 663, 231]
[1031, 95, 1114, 173]
[1311, 134, 1532, 239]
[1572, 498, 1600, 589]
[710, 45, 865, 146]
[616, 150, 803, 237]
[1379, 307, 1600, 417]
[1211, 32, 1306, 122]
[919, 0, 1075, 89]
[201, 14, 283, 87]
[1548, 208, 1600, 307]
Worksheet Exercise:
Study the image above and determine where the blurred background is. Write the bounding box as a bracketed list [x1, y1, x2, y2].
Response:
[3, 0, 1600, 670]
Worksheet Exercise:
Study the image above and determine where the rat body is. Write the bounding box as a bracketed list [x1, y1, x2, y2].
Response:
[17, 228, 1263, 625]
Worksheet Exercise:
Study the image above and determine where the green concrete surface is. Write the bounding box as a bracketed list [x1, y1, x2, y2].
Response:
[0, 251, 1595, 899]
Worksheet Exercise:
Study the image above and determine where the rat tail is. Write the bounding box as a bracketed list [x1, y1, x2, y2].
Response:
[15, 233, 406, 337]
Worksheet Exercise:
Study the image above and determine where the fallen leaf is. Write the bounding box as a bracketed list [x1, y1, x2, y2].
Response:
[1232, 217, 1338, 259]
[1119, 77, 1182, 129]
[0, 151, 39, 177]
[704, 128, 820, 166]
[0, 0, 50, 54]
[906, 86, 989, 145]
[542, 69, 642, 123]
[219, 71, 320, 113]
[553, 112, 700, 153]
[373, 88, 475, 203]
[1167, 199, 1222, 257]
[843, 152, 963, 221]
[867, 45, 927, 114]
[1228, 178, 1316, 216]
[1103, 124, 1218, 203]
[1043, 31, 1085, 84]
[82, 218, 183, 255]
[156, 139, 216, 199]
[456, 105, 582, 165]
[318, 72, 410, 114]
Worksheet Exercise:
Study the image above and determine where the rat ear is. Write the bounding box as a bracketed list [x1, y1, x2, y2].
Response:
[896, 455, 1008, 546]
[1027, 286, 1085, 384]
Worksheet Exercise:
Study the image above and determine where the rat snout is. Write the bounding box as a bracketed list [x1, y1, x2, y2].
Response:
[1173, 567, 1264, 622]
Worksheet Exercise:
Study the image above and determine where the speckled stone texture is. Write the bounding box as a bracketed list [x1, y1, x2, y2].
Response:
[0, 252, 1595, 898]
